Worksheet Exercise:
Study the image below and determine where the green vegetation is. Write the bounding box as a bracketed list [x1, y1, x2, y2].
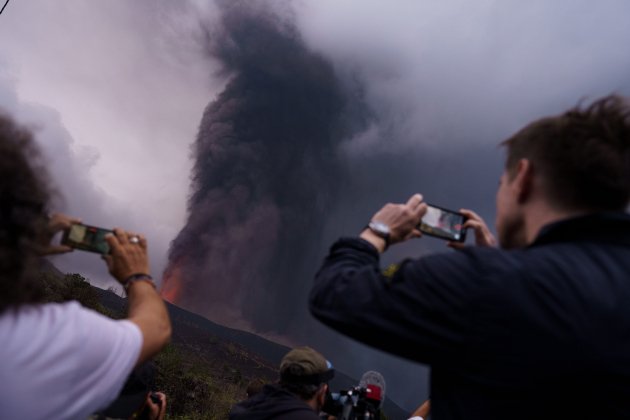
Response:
[40, 272, 119, 318]
[40, 268, 275, 419]
[154, 345, 246, 419]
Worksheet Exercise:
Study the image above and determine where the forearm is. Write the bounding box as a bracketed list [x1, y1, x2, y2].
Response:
[310, 237, 387, 333]
[127, 281, 172, 365]
[360, 229, 387, 253]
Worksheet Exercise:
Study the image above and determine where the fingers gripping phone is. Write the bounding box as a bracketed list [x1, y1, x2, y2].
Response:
[418, 204, 467, 242]
[61, 223, 112, 254]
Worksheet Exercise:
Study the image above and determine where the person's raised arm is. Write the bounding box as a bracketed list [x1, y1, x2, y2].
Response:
[310, 193, 480, 365]
[103, 229, 171, 365]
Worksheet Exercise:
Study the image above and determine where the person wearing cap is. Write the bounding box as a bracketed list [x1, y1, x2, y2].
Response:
[229, 346, 334, 419]
[0, 113, 172, 419]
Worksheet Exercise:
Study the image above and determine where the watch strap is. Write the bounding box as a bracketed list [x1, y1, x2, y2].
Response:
[122, 273, 155, 292]
[365, 222, 391, 250]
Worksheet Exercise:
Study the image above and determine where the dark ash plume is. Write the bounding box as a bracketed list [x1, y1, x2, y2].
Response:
[163, 2, 364, 333]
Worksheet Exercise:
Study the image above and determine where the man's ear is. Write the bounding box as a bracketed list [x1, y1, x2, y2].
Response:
[513, 159, 534, 204]
[317, 384, 328, 406]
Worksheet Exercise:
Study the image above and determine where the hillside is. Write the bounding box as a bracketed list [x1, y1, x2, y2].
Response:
[39, 265, 408, 419]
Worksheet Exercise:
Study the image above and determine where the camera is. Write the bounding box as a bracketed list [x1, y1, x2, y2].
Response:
[322, 385, 382, 420]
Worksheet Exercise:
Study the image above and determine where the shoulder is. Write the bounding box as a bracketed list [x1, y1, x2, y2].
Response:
[397, 246, 521, 289]
[388, 246, 538, 315]
[0, 301, 141, 360]
[5, 301, 138, 333]
[0, 301, 83, 335]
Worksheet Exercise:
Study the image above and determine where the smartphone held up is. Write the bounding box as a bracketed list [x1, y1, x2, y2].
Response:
[61, 223, 112, 254]
[418, 204, 467, 242]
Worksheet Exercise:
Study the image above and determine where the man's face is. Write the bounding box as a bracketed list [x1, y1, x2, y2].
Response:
[495, 170, 527, 249]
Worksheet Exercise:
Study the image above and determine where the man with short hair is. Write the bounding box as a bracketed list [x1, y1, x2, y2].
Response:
[310, 95, 630, 419]
[230, 346, 333, 419]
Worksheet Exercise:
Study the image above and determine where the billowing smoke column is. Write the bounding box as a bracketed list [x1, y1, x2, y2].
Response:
[163, 1, 362, 333]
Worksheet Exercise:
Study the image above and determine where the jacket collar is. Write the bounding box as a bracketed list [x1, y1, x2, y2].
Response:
[530, 212, 630, 247]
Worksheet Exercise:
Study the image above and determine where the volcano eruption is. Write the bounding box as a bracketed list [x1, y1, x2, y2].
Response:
[163, 1, 366, 334]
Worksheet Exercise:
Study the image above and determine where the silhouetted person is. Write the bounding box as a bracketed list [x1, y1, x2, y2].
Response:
[0, 112, 171, 419]
[310, 95, 630, 419]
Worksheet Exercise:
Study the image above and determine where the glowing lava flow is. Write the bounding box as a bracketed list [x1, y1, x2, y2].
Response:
[160, 259, 184, 303]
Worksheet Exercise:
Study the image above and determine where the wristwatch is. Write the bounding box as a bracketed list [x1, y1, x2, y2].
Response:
[367, 221, 391, 249]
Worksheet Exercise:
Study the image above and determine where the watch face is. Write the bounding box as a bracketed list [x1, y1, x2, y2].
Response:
[369, 221, 390, 237]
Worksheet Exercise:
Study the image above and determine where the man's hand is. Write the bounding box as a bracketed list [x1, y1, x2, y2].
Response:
[145, 392, 166, 420]
[360, 194, 427, 252]
[409, 399, 431, 420]
[38, 213, 81, 255]
[102, 229, 150, 283]
[448, 209, 497, 250]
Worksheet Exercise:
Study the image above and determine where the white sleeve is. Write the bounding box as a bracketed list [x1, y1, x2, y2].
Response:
[408, 417, 425, 420]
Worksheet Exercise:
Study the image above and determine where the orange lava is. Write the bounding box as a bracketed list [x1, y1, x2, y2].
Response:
[160, 260, 184, 303]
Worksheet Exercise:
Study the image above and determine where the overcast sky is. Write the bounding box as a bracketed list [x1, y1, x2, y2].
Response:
[1, 0, 630, 411]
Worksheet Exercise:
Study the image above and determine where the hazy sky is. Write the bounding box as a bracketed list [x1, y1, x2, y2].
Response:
[1, 0, 629, 411]
[2, 0, 629, 283]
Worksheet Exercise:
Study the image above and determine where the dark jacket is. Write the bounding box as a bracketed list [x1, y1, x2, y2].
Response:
[229, 384, 320, 420]
[310, 213, 630, 420]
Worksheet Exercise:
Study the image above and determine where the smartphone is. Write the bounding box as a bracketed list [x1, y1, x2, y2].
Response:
[418, 204, 467, 242]
[61, 223, 112, 254]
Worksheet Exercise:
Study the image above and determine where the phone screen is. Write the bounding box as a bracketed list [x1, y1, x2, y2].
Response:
[419, 205, 467, 242]
[62, 224, 112, 254]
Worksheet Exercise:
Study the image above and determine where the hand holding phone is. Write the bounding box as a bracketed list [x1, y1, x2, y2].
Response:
[363, 194, 426, 250]
[102, 229, 150, 284]
[38, 213, 82, 255]
[146, 392, 166, 420]
[447, 209, 496, 249]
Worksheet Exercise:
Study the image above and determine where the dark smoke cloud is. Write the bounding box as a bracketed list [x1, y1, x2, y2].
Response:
[165, 3, 459, 412]
[165, 1, 368, 333]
